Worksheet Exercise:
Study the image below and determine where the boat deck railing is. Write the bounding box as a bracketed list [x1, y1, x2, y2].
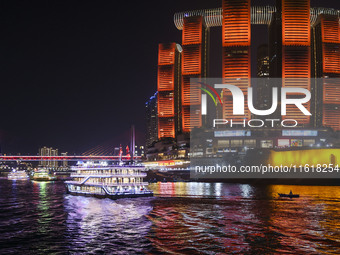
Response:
[66, 181, 149, 187]
[71, 173, 147, 178]
[102, 185, 153, 196]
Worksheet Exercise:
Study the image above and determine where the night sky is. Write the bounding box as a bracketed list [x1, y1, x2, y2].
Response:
[1, 0, 339, 155]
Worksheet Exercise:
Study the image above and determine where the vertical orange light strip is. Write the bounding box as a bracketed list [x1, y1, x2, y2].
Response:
[320, 15, 340, 44]
[282, 0, 310, 46]
[157, 43, 177, 139]
[181, 16, 204, 132]
[281, 0, 311, 125]
[320, 15, 340, 131]
[222, 0, 251, 122]
[222, 0, 251, 47]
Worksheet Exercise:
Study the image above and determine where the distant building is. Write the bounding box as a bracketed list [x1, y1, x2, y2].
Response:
[113, 147, 120, 156]
[145, 92, 158, 148]
[60, 152, 68, 168]
[134, 145, 145, 157]
[39, 146, 60, 169]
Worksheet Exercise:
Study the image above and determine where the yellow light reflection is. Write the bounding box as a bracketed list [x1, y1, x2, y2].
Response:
[268, 149, 340, 166]
[268, 185, 340, 253]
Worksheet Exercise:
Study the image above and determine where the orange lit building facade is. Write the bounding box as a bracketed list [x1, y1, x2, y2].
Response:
[312, 14, 340, 131]
[280, 0, 311, 125]
[181, 16, 209, 133]
[157, 43, 181, 139]
[155, 1, 340, 141]
[222, 0, 251, 122]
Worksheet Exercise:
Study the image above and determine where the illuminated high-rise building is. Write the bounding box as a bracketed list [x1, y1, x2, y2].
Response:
[145, 92, 158, 147]
[39, 146, 50, 167]
[50, 148, 58, 168]
[148, 2, 340, 160]
[312, 14, 340, 131]
[222, 0, 251, 122]
[270, 0, 311, 125]
[60, 152, 68, 168]
[171, 3, 339, 129]
[39, 146, 58, 168]
[157, 43, 182, 139]
[181, 15, 209, 132]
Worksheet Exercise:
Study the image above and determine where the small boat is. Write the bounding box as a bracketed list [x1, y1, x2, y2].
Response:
[8, 169, 29, 180]
[278, 191, 299, 198]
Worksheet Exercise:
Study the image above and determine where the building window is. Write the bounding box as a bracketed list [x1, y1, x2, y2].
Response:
[244, 139, 256, 147]
[278, 139, 290, 147]
[217, 140, 230, 148]
[230, 140, 243, 147]
[261, 140, 273, 148]
[303, 139, 315, 146]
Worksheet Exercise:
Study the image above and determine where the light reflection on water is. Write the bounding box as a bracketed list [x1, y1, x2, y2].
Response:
[64, 195, 153, 254]
[147, 182, 340, 254]
[150, 181, 255, 199]
[0, 180, 339, 254]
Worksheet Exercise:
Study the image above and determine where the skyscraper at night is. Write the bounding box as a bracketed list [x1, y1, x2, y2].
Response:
[39, 146, 58, 168]
[269, 0, 312, 125]
[157, 43, 182, 139]
[145, 92, 158, 148]
[148, 1, 340, 160]
[311, 14, 340, 131]
[181, 15, 209, 132]
[222, 0, 251, 123]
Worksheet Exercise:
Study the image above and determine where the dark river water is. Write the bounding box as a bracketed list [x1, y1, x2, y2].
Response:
[0, 180, 339, 254]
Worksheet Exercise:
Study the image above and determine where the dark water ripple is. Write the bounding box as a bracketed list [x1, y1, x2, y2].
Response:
[0, 180, 339, 254]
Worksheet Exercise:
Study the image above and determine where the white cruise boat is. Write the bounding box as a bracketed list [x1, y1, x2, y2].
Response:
[32, 168, 57, 181]
[65, 162, 153, 199]
[8, 170, 29, 180]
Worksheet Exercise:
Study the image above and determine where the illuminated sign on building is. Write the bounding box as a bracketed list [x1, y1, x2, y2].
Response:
[282, 130, 318, 136]
[214, 130, 251, 137]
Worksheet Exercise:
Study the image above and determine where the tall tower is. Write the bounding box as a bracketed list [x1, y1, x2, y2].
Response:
[222, 0, 251, 122]
[280, 0, 311, 125]
[181, 15, 209, 133]
[145, 92, 158, 147]
[61, 152, 68, 168]
[50, 148, 58, 168]
[312, 14, 340, 131]
[39, 146, 50, 167]
[157, 43, 181, 139]
[39, 146, 58, 168]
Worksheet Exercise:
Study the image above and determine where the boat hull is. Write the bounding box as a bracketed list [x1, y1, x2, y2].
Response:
[278, 193, 300, 198]
[33, 177, 56, 181]
[8, 177, 29, 180]
[66, 189, 153, 200]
